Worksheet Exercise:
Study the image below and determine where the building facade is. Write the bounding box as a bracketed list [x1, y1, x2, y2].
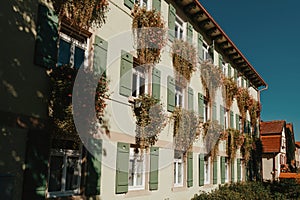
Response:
[0, 0, 267, 199]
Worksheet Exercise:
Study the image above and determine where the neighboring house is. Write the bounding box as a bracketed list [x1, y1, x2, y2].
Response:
[295, 142, 300, 168]
[0, 0, 267, 199]
[261, 120, 287, 180]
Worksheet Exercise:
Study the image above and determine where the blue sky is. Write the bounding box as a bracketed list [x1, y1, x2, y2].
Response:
[199, 0, 300, 140]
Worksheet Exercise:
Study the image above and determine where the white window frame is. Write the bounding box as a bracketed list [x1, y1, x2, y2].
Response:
[58, 32, 88, 69]
[175, 15, 186, 40]
[204, 156, 210, 184]
[174, 151, 184, 187]
[132, 66, 148, 98]
[128, 147, 146, 190]
[175, 85, 184, 108]
[47, 148, 82, 198]
[135, 0, 151, 10]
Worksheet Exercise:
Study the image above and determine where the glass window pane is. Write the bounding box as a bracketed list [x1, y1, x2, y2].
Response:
[65, 156, 80, 191]
[178, 162, 182, 183]
[74, 47, 85, 69]
[139, 77, 145, 96]
[132, 74, 137, 97]
[58, 39, 71, 66]
[128, 160, 134, 186]
[136, 160, 143, 186]
[174, 162, 177, 183]
[48, 156, 63, 192]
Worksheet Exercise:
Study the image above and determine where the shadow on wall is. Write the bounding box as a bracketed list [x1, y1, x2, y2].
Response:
[0, 0, 51, 117]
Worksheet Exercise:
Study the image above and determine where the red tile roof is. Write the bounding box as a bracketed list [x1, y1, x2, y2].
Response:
[261, 135, 282, 153]
[260, 120, 285, 135]
[295, 142, 300, 148]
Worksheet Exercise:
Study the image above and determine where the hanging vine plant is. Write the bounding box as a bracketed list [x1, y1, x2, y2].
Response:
[48, 65, 110, 142]
[241, 134, 253, 163]
[52, 0, 109, 29]
[172, 107, 200, 152]
[200, 61, 223, 105]
[226, 128, 241, 160]
[133, 95, 167, 150]
[248, 97, 261, 131]
[222, 77, 238, 110]
[236, 87, 250, 127]
[171, 39, 197, 87]
[202, 120, 224, 160]
[132, 5, 167, 66]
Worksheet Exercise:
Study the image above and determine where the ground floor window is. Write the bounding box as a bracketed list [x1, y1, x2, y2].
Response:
[128, 147, 146, 190]
[204, 155, 210, 184]
[174, 150, 184, 187]
[225, 157, 229, 183]
[48, 148, 81, 197]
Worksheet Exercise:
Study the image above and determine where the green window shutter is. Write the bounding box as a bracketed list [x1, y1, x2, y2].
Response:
[93, 36, 108, 75]
[198, 93, 204, 119]
[219, 54, 223, 69]
[86, 138, 102, 196]
[231, 159, 235, 182]
[23, 130, 50, 199]
[237, 159, 241, 182]
[149, 147, 159, 190]
[213, 158, 218, 184]
[234, 69, 237, 82]
[230, 111, 234, 128]
[246, 79, 249, 88]
[152, 0, 161, 12]
[236, 114, 240, 130]
[187, 152, 193, 187]
[152, 68, 161, 100]
[119, 50, 133, 97]
[212, 102, 217, 121]
[198, 33, 203, 61]
[168, 4, 176, 42]
[241, 78, 245, 88]
[34, 4, 58, 68]
[199, 154, 204, 186]
[188, 87, 194, 111]
[167, 76, 175, 112]
[228, 64, 232, 78]
[116, 142, 129, 194]
[221, 157, 225, 184]
[124, 0, 134, 9]
[220, 105, 224, 127]
[187, 22, 193, 44]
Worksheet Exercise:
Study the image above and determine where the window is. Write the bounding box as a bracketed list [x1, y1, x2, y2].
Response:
[174, 150, 184, 187]
[224, 110, 228, 129]
[175, 85, 184, 107]
[132, 65, 147, 97]
[135, 0, 151, 10]
[202, 43, 211, 61]
[225, 158, 229, 183]
[222, 62, 227, 76]
[175, 15, 186, 40]
[57, 32, 87, 69]
[48, 147, 81, 197]
[128, 147, 146, 190]
[204, 155, 210, 184]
